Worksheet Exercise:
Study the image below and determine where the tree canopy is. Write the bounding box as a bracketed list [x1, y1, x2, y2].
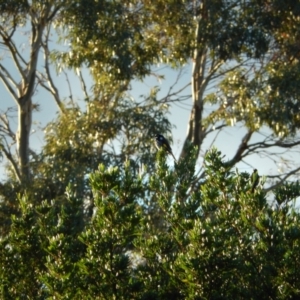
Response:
[1, 149, 300, 298]
[1, 0, 300, 297]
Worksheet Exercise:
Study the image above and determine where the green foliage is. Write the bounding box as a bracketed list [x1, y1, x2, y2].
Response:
[0, 0, 29, 24]
[58, 0, 195, 82]
[1, 1, 300, 298]
[205, 60, 300, 136]
[0, 195, 47, 299]
[38, 186, 86, 298]
[75, 163, 144, 299]
[262, 62, 300, 136]
[37, 91, 170, 195]
[197, 0, 300, 137]
[57, 0, 274, 81]
[58, 0, 157, 81]
[274, 181, 300, 207]
[1, 149, 300, 298]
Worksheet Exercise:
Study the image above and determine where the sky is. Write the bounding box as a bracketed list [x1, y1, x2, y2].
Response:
[0, 54, 290, 179]
[130, 66, 285, 176]
[1, 22, 300, 197]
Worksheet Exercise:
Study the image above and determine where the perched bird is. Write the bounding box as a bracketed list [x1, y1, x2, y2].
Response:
[250, 169, 259, 193]
[155, 134, 176, 161]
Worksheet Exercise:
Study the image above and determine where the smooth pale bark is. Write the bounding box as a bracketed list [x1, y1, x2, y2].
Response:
[2, 5, 58, 182]
[16, 15, 45, 182]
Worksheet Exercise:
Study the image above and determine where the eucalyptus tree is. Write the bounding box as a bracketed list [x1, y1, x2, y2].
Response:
[0, 1, 62, 182]
[1, 0, 300, 193]
[58, 0, 300, 188]
[0, 0, 154, 180]
[143, 0, 300, 187]
[1, 0, 300, 237]
[0, 0, 175, 235]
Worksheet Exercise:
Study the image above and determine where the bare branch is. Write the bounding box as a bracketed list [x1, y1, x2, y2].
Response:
[78, 69, 89, 100]
[0, 65, 19, 103]
[47, 4, 63, 22]
[0, 64, 18, 90]
[200, 58, 224, 91]
[244, 138, 300, 156]
[0, 141, 21, 182]
[0, 28, 27, 80]
[39, 26, 65, 113]
[63, 71, 74, 104]
[264, 166, 300, 192]
[225, 130, 253, 167]
[162, 84, 191, 102]
[204, 124, 227, 136]
[209, 57, 253, 83]
[21, 9, 51, 105]
[158, 68, 191, 104]
[0, 113, 16, 141]
[6, 17, 17, 40]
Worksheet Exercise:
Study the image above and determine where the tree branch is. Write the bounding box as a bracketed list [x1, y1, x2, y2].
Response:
[47, 4, 63, 22]
[204, 123, 227, 137]
[78, 69, 89, 100]
[225, 130, 253, 167]
[64, 70, 74, 105]
[244, 138, 300, 156]
[0, 140, 21, 182]
[39, 26, 65, 113]
[0, 28, 26, 80]
[264, 166, 300, 192]
[0, 65, 19, 103]
[0, 112, 16, 141]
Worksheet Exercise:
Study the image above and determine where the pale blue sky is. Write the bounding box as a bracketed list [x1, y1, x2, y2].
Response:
[1, 24, 299, 189]
[0, 60, 292, 179]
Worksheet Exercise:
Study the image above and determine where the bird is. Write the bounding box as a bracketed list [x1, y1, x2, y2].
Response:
[250, 169, 259, 193]
[155, 134, 176, 161]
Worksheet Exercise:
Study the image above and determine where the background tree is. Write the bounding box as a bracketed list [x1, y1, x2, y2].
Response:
[1, 0, 300, 200]
[55, 0, 300, 187]
[0, 0, 174, 234]
[0, 0, 64, 182]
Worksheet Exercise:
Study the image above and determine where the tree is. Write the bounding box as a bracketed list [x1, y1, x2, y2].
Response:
[0, 0, 64, 182]
[133, 149, 300, 299]
[75, 163, 144, 299]
[132, 1, 298, 174]
[2, 149, 300, 298]
[55, 0, 300, 187]
[0, 195, 47, 298]
[38, 186, 87, 298]
[138, 0, 300, 185]
[0, 0, 170, 185]
[0, 0, 174, 234]
[1, 1, 300, 297]
[1, 0, 300, 206]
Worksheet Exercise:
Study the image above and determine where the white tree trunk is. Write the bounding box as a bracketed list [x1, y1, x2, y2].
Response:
[180, 19, 207, 160]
